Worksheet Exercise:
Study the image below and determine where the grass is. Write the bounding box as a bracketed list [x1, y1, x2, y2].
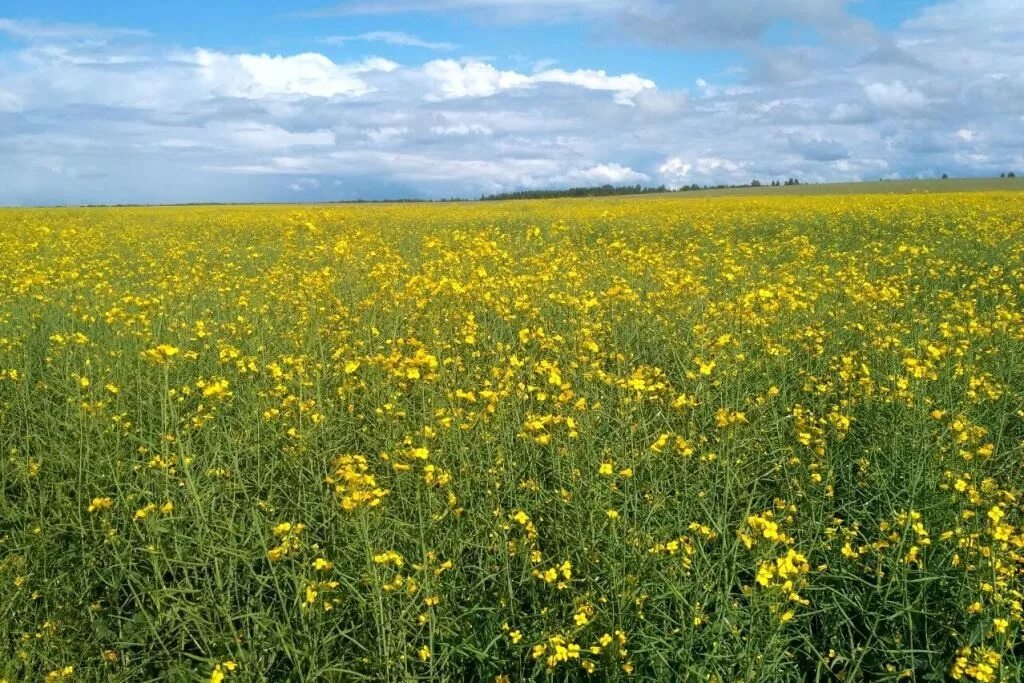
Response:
[1, 191, 1024, 681]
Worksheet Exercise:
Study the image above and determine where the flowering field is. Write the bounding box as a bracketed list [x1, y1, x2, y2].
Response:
[2, 192, 1024, 681]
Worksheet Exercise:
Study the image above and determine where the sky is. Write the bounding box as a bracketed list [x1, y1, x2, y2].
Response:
[0, 0, 1021, 205]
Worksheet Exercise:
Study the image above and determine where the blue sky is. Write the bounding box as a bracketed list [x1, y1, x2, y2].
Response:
[0, 0, 1021, 204]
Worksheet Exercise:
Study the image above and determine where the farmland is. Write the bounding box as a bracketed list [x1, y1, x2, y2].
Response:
[2, 191, 1024, 680]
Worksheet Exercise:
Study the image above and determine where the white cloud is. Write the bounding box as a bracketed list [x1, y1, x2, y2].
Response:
[365, 126, 410, 143]
[0, 89, 22, 112]
[421, 59, 653, 103]
[556, 163, 650, 185]
[694, 157, 744, 174]
[422, 60, 530, 99]
[863, 80, 929, 113]
[190, 49, 399, 99]
[158, 138, 201, 149]
[323, 31, 458, 50]
[0, 17, 149, 42]
[530, 68, 655, 105]
[207, 122, 336, 149]
[828, 102, 873, 124]
[658, 156, 749, 186]
[904, 0, 1023, 37]
[633, 89, 688, 116]
[431, 123, 494, 136]
[659, 158, 692, 179]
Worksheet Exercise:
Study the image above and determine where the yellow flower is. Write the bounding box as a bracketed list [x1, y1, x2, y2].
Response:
[373, 550, 404, 567]
[987, 506, 1004, 524]
[199, 377, 231, 399]
[87, 497, 113, 513]
[142, 344, 180, 363]
[649, 433, 670, 453]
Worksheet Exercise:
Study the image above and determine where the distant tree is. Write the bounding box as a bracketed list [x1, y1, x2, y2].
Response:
[941, 173, 948, 179]
[1010, 172, 1017, 178]
[481, 183, 678, 201]
[751, 179, 762, 187]
[1000, 173, 1006, 178]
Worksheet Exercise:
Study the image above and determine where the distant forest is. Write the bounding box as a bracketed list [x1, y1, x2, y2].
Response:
[480, 179, 803, 201]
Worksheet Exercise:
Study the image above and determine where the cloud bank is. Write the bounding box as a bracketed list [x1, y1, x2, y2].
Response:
[0, 1, 1022, 204]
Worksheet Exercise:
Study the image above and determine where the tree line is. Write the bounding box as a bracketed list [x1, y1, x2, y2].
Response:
[479, 180, 806, 201]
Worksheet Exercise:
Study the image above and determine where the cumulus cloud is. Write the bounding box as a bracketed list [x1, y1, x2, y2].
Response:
[420, 60, 654, 103]
[555, 163, 650, 185]
[529, 68, 655, 105]
[659, 156, 749, 187]
[863, 80, 929, 113]
[421, 60, 531, 99]
[431, 123, 494, 136]
[191, 50, 399, 99]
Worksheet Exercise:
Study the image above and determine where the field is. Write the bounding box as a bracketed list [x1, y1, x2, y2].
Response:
[2, 191, 1024, 681]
